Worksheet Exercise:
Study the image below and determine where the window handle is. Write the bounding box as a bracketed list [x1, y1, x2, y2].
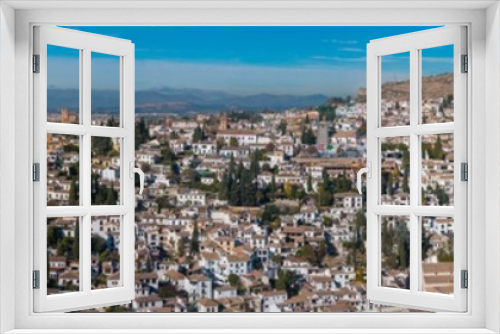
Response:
[129, 161, 145, 194]
[357, 162, 371, 194]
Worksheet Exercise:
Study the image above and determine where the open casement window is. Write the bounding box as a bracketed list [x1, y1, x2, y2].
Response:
[33, 26, 136, 312]
[365, 26, 467, 312]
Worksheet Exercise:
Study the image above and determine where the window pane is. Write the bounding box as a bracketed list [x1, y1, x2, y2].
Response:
[420, 216, 454, 294]
[47, 134, 80, 206]
[91, 216, 122, 290]
[421, 45, 454, 124]
[91, 137, 121, 205]
[91, 52, 120, 127]
[91, 215, 121, 290]
[380, 215, 410, 290]
[421, 134, 453, 206]
[47, 217, 80, 294]
[380, 52, 410, 127]
[380, 137, 410, 205]
[47, 45, 80, 124]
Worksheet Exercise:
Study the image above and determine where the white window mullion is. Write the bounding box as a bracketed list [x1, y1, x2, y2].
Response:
[412, 122, 454, 135]
[122, 46, 135, 295]
[81, 47, 92, 295]
[409, 47, 420, 294]
[372, 205, 411, 215]
[82, 214, 91, 294]
[90, 126, 128, 138]
[366, 44, 380, 297]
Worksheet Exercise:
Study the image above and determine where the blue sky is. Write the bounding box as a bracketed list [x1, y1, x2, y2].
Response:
[48, 26, 453, 96]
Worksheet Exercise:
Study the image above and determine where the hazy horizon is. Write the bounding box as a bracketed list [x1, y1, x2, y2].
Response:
[48, 26, 454, 97]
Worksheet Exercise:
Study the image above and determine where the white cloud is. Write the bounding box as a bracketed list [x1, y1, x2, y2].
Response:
[322, 38, 359, 45]
[311, 55, 366, 63]
[338, 47, 366, 53]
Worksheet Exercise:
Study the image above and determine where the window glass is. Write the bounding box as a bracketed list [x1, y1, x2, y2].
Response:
[47, 217, 81, 294]
[381, 52, 410, 127]
[420, 216, 454, 294]
[380, 137, 410, 205]
[47, 134, 80, 206]
[91, 216, 121, 290]
[380, 216, 410, 290]
[47, 45, 80, 124]
[91, 52, 120, 127]
[421, 45, 454, 124]
[91, 137, 120, 205]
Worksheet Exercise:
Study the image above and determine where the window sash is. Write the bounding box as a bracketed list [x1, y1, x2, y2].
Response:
[366, 26, 467, 312]
[32, 26, 136, 313]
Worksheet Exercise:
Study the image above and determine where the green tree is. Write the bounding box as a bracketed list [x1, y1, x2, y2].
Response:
[228, 273, 239, 287]
[284, 180, 293, 199]
[170, 131, 180, 140]
[177, 238, 186, 257]
[436, 184, 450, 205]
[278, 120, 287, 135]
[396, 222, 410, 270]
[319, 170, 334, 206]
[275, 270, 298, 297]
[333, 172, 352, 193]
[421, 228, 432, 261]
[437, 236, 454, 262]
[106, 116, 118, 127]
[387, 173, 394, 196]
[106, 305, 128, 312]
[156, 196, 171, 212]
[105, 186, 118, 205]
[356, 119, 367, 138]
[261, 204, 280, 230]
[296, 242, 326, 267]
[307, 173, 313, 193]
[47, 225, 63, 249]
[323, 216, 333, 228]
[135, 118, 149, 149]
[434, 135, 444, 160]
[190, 221, 200, 255]
[158, 284, 178, 298]
[229, 137, 239, 147]
[69, 179, 78, 205]
[72, 222, 79, 260]
[91, 137, 113, 157]
[192, 125, 206, 143]
[161, 144, 176, 164]
[301, 126, 316, 145]
[318, 105, 336, 121]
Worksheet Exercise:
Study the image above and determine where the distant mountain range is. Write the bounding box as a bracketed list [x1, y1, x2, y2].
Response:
[47, 87, 329, 114]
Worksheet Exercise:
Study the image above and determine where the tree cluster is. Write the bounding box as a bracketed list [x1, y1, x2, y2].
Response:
[317, 105, 336, 121]
[219, 154, 269, 207]
[91, 174, 119, 205]
[192, 125, 207, 143]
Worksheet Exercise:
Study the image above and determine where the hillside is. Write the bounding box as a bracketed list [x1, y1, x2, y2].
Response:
[356, 73, 453, 102]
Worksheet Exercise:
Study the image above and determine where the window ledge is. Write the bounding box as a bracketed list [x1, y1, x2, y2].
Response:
[4, 329, 498, 334]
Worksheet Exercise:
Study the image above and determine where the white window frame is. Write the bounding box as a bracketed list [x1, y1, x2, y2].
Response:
[366, 26, 467, 312]
[33, 26, 136, 312]
[0, 2, 499, 333]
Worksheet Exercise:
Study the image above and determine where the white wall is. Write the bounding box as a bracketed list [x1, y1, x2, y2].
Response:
[485, 2, 500, 333]
[0, 2, 16, 333]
